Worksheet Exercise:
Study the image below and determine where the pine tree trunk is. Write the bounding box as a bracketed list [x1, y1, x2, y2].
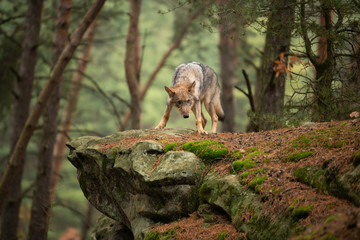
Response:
[254, 0, 296, 130]
[27, 1, 72, 239]
[125, 0, 142, 129]
[218, 0, 238, 132]
[50, 21, 97, 202]
[0, 0, 44, 239]
[0, 0, 106, 214]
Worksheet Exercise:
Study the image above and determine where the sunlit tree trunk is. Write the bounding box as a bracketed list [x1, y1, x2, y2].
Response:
[27, 0, 72, 239]
[0, 0, 106, 215]
[0, 0, 44, 239]
[125, 0, 142, 129]
[218, 0, 238, 132]
[253, 0, 296, 130]
[50, 21, 97, 202]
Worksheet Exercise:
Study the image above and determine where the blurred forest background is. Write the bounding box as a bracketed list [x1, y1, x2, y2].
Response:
[0, 0, 359, 239]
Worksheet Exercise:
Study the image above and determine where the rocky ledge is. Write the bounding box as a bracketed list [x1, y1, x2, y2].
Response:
[67, 122, 360, 240]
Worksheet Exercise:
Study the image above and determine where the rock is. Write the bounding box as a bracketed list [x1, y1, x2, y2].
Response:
[67, 128, 204, 240]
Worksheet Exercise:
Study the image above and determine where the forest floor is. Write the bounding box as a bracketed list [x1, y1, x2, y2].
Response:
[104, 118, 360, 239]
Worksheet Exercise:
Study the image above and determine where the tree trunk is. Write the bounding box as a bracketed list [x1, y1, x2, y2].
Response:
[0, 0, 106, 212]
[218, 0, 238, 132]
[80, 203, 94, 240]
[0, 0, 44, 239]
[50, 21, 97, 202]
[124, 0, 142, 129]
[253, 0, 296, 130]
[27, 0, 72, 239]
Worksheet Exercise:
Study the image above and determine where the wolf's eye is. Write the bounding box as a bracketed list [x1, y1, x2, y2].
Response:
[177, 101, 182, 106]
[187, 99, 191, 104]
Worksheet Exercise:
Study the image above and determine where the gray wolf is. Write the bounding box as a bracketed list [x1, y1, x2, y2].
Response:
[155, 62, 224, 134]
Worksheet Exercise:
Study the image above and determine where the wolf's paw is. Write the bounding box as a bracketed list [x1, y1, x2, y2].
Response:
[196, 129, 208, 135]
[155, 124, 164, 130]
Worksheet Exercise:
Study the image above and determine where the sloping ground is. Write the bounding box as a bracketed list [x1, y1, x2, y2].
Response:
[106, 119, 360, 240]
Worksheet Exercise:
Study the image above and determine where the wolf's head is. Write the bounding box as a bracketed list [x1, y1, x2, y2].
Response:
[165, 81, 196, 119]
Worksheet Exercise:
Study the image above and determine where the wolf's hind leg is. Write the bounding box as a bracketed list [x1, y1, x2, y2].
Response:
[204, 100, 218, 133]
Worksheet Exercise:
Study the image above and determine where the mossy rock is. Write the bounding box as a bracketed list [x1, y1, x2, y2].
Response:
[287, 151, 314, 162]
[182, 140, 228, 164]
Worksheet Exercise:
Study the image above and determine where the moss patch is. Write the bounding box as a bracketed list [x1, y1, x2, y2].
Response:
[164, 142, 179, 152]
[287, 151, 314, 162]
[182, 140, 228, 164]
[248, 176, 267, 192]
[353, 151, 360, 166]
[232, 160, 256, 173]
[291, 205, 314, 220]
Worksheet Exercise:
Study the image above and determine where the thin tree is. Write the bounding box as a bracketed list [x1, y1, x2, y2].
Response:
[253, 0, 296, 130]
[0, 0, 44, 239]
[27, 0, 73, 238]
[0, 0, 106, 212]
[218, 0, 238, 132]
[124, 0, 142, 129]
[50, 20, 97, 202]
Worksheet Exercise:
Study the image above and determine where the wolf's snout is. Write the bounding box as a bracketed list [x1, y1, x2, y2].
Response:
[183, 114, 189, 118]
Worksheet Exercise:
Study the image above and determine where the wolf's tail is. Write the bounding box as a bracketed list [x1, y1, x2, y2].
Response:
[215, 101, 225, 122]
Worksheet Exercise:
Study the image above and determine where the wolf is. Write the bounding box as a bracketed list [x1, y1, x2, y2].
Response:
[155, 62, 224, 134]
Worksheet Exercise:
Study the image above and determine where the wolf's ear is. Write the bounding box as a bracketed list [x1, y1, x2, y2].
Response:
[188, 81, 196, 93]
[165, 86, 175, 97]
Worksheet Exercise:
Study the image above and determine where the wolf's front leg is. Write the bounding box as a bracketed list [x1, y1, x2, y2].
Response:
[194, 100, 208, 134]
[155, 103, 172, 130]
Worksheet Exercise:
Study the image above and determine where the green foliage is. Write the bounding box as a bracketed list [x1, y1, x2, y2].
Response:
[287, 151, 314, 162]
[182, 140, 228, 164]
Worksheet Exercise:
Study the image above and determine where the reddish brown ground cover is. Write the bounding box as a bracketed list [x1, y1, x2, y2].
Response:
[97, 119, 360, 239]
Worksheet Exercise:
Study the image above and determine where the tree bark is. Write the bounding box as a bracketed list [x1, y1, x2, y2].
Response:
[218, 0, 238, 132]
[253, 0, 296, 131]
[0, 0, 106, 213]
[27, 0, 73, 239]
[50, 21, 97, 202]
[124, 0, 142, 129]
[0, 0, 44, 239]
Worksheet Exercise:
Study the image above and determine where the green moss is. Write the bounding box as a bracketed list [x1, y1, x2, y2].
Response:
[239, 171, 251, 179]
[248, 147, 259, 152]
[182, 140, 228, 164]
[291, 205, 314, 220]
[286, 198, 300, 215]
[245, 151, 264, 161]
[218, 230, 228, 240]
[144, 231, 160, 240]
[340, 122, 348, 127]
[164, 142, 179, 152]
[232, 160, 256, 173]
[248, 176, 267, 191]
[325, 215, 338, 223]
[287, 151, 314, 162]
[353, 152, 360, 166]
[144, 228, 177, 240]
[232, 150, 243, 159]
[325, 139, 348, 149]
